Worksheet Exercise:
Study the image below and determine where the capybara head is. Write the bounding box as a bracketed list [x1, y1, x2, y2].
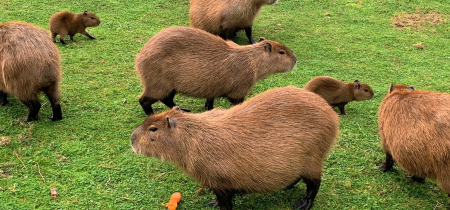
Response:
[81, 11, 100, 27]
[353, 80, 374, 101]
[266, 0, 278, 5]
[388, 83, 415, 94]
[256, 40, 297, 73]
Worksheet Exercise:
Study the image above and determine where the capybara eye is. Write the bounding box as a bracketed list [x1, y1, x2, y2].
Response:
[149, 127, 158, 132]
[364, 89, 369, 92]
[279, 51, 285, 55]
[90, 17, 94, 20]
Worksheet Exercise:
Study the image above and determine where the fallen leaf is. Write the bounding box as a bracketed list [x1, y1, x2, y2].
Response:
[50, 188, 58, 198]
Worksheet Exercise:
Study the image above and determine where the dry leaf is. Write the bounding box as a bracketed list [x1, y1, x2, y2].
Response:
[50, 188, 58, 198]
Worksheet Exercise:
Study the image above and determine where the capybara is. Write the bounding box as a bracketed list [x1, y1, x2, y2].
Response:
[131, 86, 339, 210]
[190, 0, 277, 44]
[135, 26, 296, 115]
[378, 84, 450, 197]
[303, 76, 374, 115]
[49, 11, 100, 44]
[0, 21, 62, 121]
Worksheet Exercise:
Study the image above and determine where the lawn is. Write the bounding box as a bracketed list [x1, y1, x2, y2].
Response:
[1, 0, 450, 209]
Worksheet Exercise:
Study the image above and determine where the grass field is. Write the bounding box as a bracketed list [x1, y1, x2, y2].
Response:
[1, 0, 450, 209]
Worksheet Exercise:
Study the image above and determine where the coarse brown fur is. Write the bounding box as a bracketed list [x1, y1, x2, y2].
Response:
[131, 86, 339, 210]
[378, 84, 450, 197]
[0, 21, 62, 121]
[190, 0, 277, 44]
[303, 76, 374, 115]
[136, 26, 296, 115]
[49, 11, 100, 44]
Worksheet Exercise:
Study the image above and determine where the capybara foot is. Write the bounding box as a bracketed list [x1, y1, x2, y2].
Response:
[48, 114, 62, 121]
[407, 175, 425, 183]
[292, 198, 313, 210]
[378, 163, 391, 172]
[207, 200, 218, 208]
[19, 116, 38, 122]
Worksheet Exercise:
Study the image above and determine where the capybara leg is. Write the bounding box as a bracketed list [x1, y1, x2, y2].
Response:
[160, 90, 176, 108]
[51, 33, 58, 43]
[82, 31, 96, 39]
[379, 152, 395, 172]
[0, 91, 7, 106]
[284, 177, 302, 190]
[205, 98, 215, 110]
[292, 178, 321, 210]
[408, 175, 425, 183]
[59, 31, 68, 45]
[437, 172, 450, 196]
[21, 99, 41, 121]
[70, 35, 74, 42]
[212, 189, 235, 210]
[228, 97, 244, 106]
[44, 85, 62, 121]
[337, 103, 347, 115]
[139, 96, 157, 115]
[244, 27, 256, 44]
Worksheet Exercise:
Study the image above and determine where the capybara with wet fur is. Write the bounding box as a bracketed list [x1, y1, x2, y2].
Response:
[190, 0, 277, 44]
[49, 11, 100, 44]
[303, 76, 374, 115]
[378, 84, 450, 197]
[0, 21, 62, 121]
[135, 26, 296, 115]
[131, 86, 339, 210]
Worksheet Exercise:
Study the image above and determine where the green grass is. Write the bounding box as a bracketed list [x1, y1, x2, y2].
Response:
[1, 0, 450, 209]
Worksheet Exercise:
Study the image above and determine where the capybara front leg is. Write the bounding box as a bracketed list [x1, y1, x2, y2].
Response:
[293, 178, 321, 210]
[82, 31, 96, 39]
[244, 27, 256, 44]
[212, 189, 235, 210]
[0, 91, 8, 106]
[228, 97, 244, 106]
[160, 90, 177, 109]
[139, 96, 157, 115]
[51, 33, 58, 43]
[379, 152, 395, 172]
[205, 98, 215, 110]
[70, 35, 74, 42]
[21, 100, 41, 121]
[337, 103, 347, 115]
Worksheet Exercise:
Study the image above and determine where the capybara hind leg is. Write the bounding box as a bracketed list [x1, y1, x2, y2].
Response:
[284, 177, 302, 190]
[228, 97, 244, 106]
[70, 35, 74, 42]
[51, 33, 58, 43]
[379, 152, 395, 172]
[212, 189, 235, 210]
[337, 103, 347, 115]
[21, 99, 41, 121]
[59, 31, 68, 45]
[437, 172, 450, 196]
[44, 85, 62, 121]
[0, 91, 7, 106]
[244, 27, 256, 44]
[292, 178, 321, 210]
[82, 31, 96, 39]
[139, 96, 158, 115]
[205, 98, 215, 110]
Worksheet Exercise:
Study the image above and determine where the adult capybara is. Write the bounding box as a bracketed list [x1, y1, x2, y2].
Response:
[190, 0, 277, 44]
[0, 21, 62, 121]
[131, 86, 339, 210]
[135, 26, 296, 115]
[303, 76, 374, 115]
[49, 11, 100, 44]
[378, 84, 450, 197]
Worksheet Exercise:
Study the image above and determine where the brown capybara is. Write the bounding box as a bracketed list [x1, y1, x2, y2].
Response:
[378, 84, 450, 197]
[0, 21, 62, 121]
[190, 0, 277, 44]
[303, 76, 374, 115]
[49, 11, 100, 44]
[135, 26, 296, 115]
[131, 86, 339, 210]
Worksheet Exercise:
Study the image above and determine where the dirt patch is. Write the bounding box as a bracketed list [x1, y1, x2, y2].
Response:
[393, 11, 443, 30]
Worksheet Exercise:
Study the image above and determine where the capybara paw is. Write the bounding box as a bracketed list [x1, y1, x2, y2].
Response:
[407, 175, 425, 183]
[378, 163, 390, 172]
[48, 114, 62, 121]
[207, 200, 218, 208]
[292, 198, 313, 210]
[18, 116, 36, 122]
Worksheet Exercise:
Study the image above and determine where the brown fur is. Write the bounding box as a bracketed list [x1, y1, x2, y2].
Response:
[190, 0, 277, 44]
[49, 11, 100, 44]
[136, 26, 296, 115]
[131, 86, 339, 210]
[378, 84, 450, 196]
[303, 76, 374, 115]
[0, 21, 62, 121]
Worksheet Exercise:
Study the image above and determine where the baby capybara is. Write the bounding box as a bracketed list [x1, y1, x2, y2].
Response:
[190, 0, 277, 44]
[135, 26, 296, 115]
[131, 86, 339, 210]
[303, 76, 374, 115]
[378, 84, 450, 197]
[0, 21, 62, 121]
[49, 11, 100, 44]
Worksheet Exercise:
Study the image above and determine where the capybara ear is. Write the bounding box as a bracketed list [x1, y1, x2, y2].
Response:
[173, 106, 181, 111]
[355, 83, 361, 90]
[408, 86, 415, 91]
[354, 80, 360, 83]
[166, 116, 177, 129]
[389, 84, 395, 93]
[264, 42, 272, 52]
[83, 11, 88, 16]
[258, 37, 266, 42]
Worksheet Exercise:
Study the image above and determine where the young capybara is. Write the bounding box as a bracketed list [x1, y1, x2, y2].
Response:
[190, 0, 277, 44]
[303, 76, 374, 115]
[0, 21, 62, 121]
[131, 86, 339, 210]
[135, 26, 296, 115]
[378, 84, 450, 197]
[49, 11, 100, 44]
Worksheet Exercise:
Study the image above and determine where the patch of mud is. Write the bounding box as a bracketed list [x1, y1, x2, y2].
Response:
[393, 11, 443, 30]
